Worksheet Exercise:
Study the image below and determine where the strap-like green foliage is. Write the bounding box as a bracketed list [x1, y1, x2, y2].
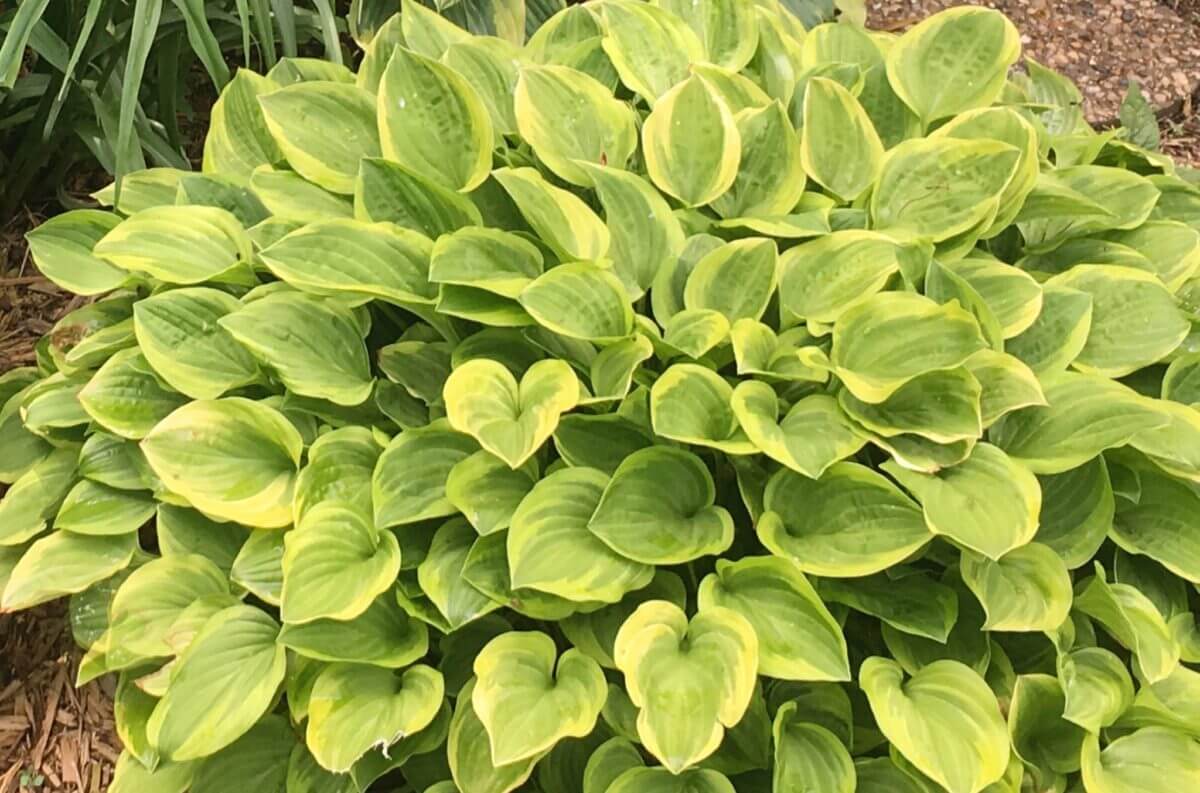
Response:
[4, 2, 1200, 791]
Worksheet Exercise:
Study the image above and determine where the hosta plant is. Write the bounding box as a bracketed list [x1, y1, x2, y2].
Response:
[3, 2, 1200, 792]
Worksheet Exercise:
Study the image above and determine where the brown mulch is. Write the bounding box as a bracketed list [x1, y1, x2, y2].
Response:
[0, 606, 119, 793]
[868, 0, 1200, 126]
[0, 212, 82, 374]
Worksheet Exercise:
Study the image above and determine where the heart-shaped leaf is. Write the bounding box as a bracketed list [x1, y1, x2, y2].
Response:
[445, 358, 579, 468]
[588, 446, 734, 564]
[472, 631, 607, 764]
[613, 600, 758, 773]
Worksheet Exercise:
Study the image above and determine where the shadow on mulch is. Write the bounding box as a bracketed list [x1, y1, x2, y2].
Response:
[0, 605, 119, 793]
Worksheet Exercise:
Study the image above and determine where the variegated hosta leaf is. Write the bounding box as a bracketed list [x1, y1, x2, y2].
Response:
[94, 205, 253, 284]
[25, 210, 128, 295]
[1059, 646, 1134, 733]
[861, 657, 1010, 793]
[960, 542, 1072, 632]
[1080, 728, 1200, 792]
[801, 77, 882, 202]
[258, 219, 438, 305]
[278, 590, 428, 668]
[599, 1, 704, 103]
[378, 46, 493, 192]
[258, 81, 380, 194]
[682, 237, 777, 323]
[698, 556, 849, 682]
[448, 679, 543, 793]
[886, 6, 1020, 124]
[773, 703, 856, 793]
[587, 446, 734, 564]
[444, 358, 579, 468]
[492, 167, 610, 261]
[0, 447, 79, 545]
[306, 662, 444, 772]
[202, 69, 282, 186]
[642, 74, 740, 208]
[133, 287, 261, 400]
[508, 467, 653, 603]
[1074, 564, 1179, 684]
[760, 464, 932, 577]
[146, 605, 287, 761]
[882, 443, 1040, 560]
[372, 420, 479, 528]
[1, 530, 136, 611]
[219, 292, 373, 406]
[518, 262, 633, 341]
[1007, 673, 1086, 784]
[607, 766, 735, 793]
[650, 364, 755, 453]
[280, 502, 401, 624]
[514, 64, 637, 186]
[613, 600, 758, 773]
[472, 631, 606, 764]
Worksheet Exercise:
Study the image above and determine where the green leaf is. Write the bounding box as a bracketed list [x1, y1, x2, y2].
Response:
[885, 6, 1020, 124]
[281, 502, 401, 624]
[607, 767, 735, 793]
[1007, 673, 1086, 783]
[279, 589, 428, 668]
[1046, 265, 1189, 377]
[0, 447, 79, 545]
[801, 77, 882, 202]
[94, 206, 252, 284]
[581, 165, 686, 300]
[107, 554, 232, 658]
[772, 704, 856, 793]
[492, 167, 610, 260]
[418, 517, 504, 630]
[259, 219, 437, 304]
[508, 467, 653, 602]
[431, 227, 543, 299]
[203, 70, 283, 186]
[372, 421, 479, 527]
[355, 157, 483, 238]
[259, 81, 380, 193]
[219, 292, 372, 405]
[861, 657, 1010, 793]
[306, 662, 444, 772]
[231, 530, 285, 606]
[760, 464, 931, 577]
[650, 364, 754, 453]
[882, 443, 1040, 560]
[699, 556, 849, 681]
[444, 358, 579, 468]
[1081, 728, 1200, 792]
[472, 631, 606, 764]
[871, 138, 1021, 242]
[658, 0, 756, 71]
[518, 262, 633, 341]
[2, 531, 136, 610]
[190, 715, 295, 793]
[711, 100, 806, 219]
[514, 64, 637, 186]
[442, 36, 521, 135]
[683, 238, 777, 323]
[613, 600, 758, 773]
[1005, 284, 1094, 375]
[1059, 647, 1134, 733]
[778, 230, 910, 326]
[1119, 79, 1161, 152]
[830, 292, 986, 403]
[25, 210, 129, 295]
[599, 1, 704, 102]
[1074, 565, 1179, 684]
[990, 372, 1168, 474]
[960, 542, 1072, 631]
[54, 479, 155, 535]
[133, 287, 261, 400]
[448, 679, 543, 793]
[378, 46, 494, 192]
[588, 446, 734, 564]
[146, 605, 286, 761]
[249, 167, 354, 223]
[642, 74, 740, 207]
[445, 451, 538, 536]
[819, 572, 958, 642]
[583, 737, 645, 793]
[840, 367, 983, 444]
[1111, 461, 1200, 582]
[141, 398, 302, 528]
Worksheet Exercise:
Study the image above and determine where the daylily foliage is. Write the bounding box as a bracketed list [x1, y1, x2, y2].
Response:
[3, 1, 1200, 792]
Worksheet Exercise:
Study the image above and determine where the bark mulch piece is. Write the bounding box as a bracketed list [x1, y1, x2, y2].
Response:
[0, 211, 81, 374]
[0, 605, 118, 793]
[867, 0, 1200, 126]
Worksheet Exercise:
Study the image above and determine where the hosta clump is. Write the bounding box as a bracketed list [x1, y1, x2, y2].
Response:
[4, 1, 1200, 791]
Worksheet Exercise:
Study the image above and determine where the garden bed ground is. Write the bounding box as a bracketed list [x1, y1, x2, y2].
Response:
[1, 1, 1199, 788]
